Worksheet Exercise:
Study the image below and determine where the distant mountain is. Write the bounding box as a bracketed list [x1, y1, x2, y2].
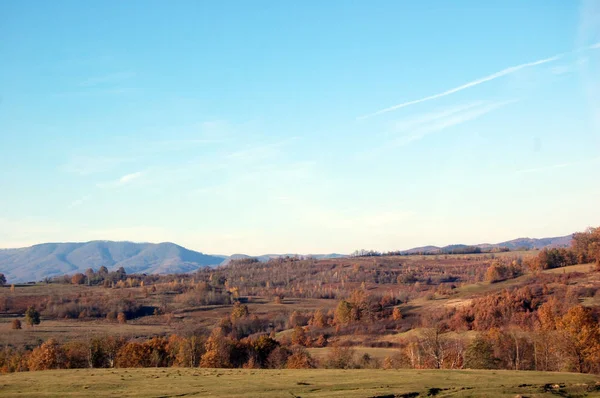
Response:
[399, 234, 573, 255]
[0, 241, 224, 283]
[0, 234, 573, 283]
[493, 235, 573, 250]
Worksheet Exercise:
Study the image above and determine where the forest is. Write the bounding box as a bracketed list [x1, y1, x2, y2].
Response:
[0, 227, 599, 375]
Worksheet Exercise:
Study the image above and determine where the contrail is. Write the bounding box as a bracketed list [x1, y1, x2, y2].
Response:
[357, 53, 565, 120]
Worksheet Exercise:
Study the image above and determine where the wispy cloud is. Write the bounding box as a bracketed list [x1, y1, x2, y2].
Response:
[119, 171, 143, 184]
[97, 171, 144, 188]
[68, 195, 91, 209]
[392, 100, 517, 146]
[516, 156, 600, 174]
[387, 102, 484, 135]
[360, 100, 515, 158]
[358, 54, 561, 119]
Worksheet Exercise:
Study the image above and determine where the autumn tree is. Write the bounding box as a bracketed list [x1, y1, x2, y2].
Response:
[117, 312, 127, 324]
[290, 326, 307, 346]
[0, 273, 6, 286]
[115, 342, 152, 368]
[333, 300, 352, 326]
[285, 347, 314, 369]
[485, 260, 522, 283]
[200, 328, 232, 368]
[71, 273, 86, 285]
[309, 309, 326, 328]
[324, 345, 356, 369]
[145, 337, 170, 367]
[28, 339, 66, 371]
[11, 319, 21, 330]
[392, 307, 403, 321]
[230, 302, 249, 323]
[63, 341, 90, 369]
[247, 335, 279, 368]
[572, 226, 600, 265]
[169, 334, 205, 367]
[555, 306, 600, 373]
[24, 306, 40, 327]
[266, 346, 291, 369]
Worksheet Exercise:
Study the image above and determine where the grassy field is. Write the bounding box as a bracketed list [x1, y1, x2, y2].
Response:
[0, 368, 598, 397]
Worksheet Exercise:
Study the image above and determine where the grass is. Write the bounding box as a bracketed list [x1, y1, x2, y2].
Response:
[542, 263, 596, 274]
[0, 368, 598, 397]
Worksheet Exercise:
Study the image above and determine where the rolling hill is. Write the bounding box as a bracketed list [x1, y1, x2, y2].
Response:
[0, 241, 225, 283]
[399, 234, 573, 255]
[0, 233, 573, 283]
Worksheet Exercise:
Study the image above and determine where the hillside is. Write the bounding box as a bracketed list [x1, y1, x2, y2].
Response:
[0, 241, 224, 283]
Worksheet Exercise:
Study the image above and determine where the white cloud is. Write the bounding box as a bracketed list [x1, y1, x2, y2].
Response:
[360, 100, 515, 158]
[68, 195, 91, 208]
[119, 172, 143, 184]
[391, 100, 517, 147]
[516, 156, 600, 174]
[358, 54, 562, 119]
[97, 171, 144, 188]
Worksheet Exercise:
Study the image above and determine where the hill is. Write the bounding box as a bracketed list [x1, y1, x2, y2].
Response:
[0, 241, 224, 283]
[0, 233, 573, 283]
[399, 234, 572, 255]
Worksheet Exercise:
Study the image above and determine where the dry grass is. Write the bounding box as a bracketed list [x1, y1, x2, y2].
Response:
[0, 368, 598, 397]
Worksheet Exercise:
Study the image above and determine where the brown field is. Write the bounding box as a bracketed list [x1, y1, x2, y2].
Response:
[1, 368, 599, 397]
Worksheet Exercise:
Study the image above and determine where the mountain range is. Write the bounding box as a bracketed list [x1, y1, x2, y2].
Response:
[399, 235, 572, 254]
[0, 234, 572, 283]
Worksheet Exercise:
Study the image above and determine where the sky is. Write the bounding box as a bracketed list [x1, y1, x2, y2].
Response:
[1, 0, 599, 255]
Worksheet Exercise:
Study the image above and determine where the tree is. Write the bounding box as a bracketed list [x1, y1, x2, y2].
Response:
[115, 342, 151, 368]
[285, 347, 314, 369]
[89, 336, 125, 368]
[310, 309, 326, 328]
[117, 312, 127, 324]
[0, 273, 6, 286]
[11, 319, 22, 330]
[572, 227, 600, 264]
[247, 335, 279, 368]
[464, 336, 496, 369]
[230, 302, 249, 322]
[24, 306, 40, 327]
[85, 268, 96, 285]
[324, 345, 356, 369]
[200, 328, 232, 368]
[71, 273, 86, 285]
[290, 326, 306, 346]
[555, 306, 600, 373]
[392, 307, 403, 321]
[28, 339, 66, 370]
[333, 300, 353, 326]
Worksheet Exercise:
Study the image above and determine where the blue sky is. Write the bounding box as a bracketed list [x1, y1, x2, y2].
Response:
[1, 0, 599, 254]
